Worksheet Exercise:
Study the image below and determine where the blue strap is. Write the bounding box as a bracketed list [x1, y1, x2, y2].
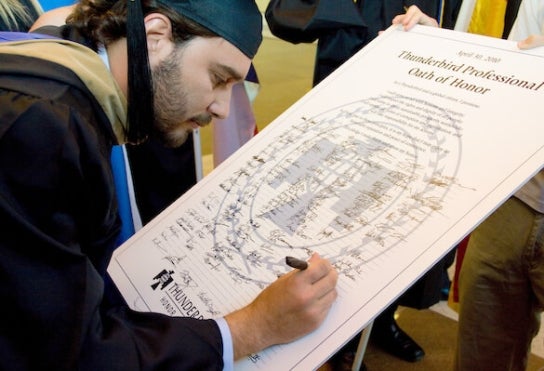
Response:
[110, 145, 135, 245]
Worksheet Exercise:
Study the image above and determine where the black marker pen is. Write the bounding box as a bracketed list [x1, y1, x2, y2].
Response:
[285, 256, 308, 270]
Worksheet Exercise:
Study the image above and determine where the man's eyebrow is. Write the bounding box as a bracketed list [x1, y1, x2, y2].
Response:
[212, 63, 244, 82]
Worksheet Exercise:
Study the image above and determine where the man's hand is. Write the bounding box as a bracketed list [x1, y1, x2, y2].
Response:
[518, 34, 544, 49]
[225, 252, 338, 359]
[391, 5, 439, 30]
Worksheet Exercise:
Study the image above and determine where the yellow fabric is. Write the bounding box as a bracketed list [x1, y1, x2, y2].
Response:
[467, 0, 508, 37]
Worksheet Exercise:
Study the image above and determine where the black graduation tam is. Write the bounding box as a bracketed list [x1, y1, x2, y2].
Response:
[159, 0, 263, 58]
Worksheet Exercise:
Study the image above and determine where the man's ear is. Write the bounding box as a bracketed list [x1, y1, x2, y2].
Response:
[144, 13, 174, 65]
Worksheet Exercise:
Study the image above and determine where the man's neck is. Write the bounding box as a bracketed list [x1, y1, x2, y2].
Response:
[106, 38, 129, 97]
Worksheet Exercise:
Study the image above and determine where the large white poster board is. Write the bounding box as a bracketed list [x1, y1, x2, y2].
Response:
[108, 25, 544, 370]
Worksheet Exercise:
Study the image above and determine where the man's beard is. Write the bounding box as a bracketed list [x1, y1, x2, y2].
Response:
[151, 48, 212, 148]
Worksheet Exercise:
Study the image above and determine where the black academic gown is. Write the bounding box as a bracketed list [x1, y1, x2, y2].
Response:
[0, 36, 223, 370]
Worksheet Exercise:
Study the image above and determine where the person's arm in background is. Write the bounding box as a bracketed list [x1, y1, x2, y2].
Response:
[29, 4, 72, 30]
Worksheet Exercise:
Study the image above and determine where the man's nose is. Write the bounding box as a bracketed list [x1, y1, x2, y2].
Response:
[209, 87, 233, 120]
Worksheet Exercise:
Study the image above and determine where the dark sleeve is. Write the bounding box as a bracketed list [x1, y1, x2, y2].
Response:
[0, 77, 223, 370]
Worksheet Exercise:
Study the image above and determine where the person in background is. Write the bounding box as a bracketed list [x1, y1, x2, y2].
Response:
[455, 1, 544, 369]
[0, 0, 42, 31]
[0, 1, 339, 369]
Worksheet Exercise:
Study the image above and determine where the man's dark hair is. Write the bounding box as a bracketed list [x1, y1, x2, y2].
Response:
[66, 0, 216, 49]
[66, 0, 217, 144]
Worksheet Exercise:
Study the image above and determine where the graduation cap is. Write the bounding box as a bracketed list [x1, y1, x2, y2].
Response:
[125, 0, 262, 144]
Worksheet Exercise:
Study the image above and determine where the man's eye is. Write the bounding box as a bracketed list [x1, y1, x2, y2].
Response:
[213, 75, 228, 87]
